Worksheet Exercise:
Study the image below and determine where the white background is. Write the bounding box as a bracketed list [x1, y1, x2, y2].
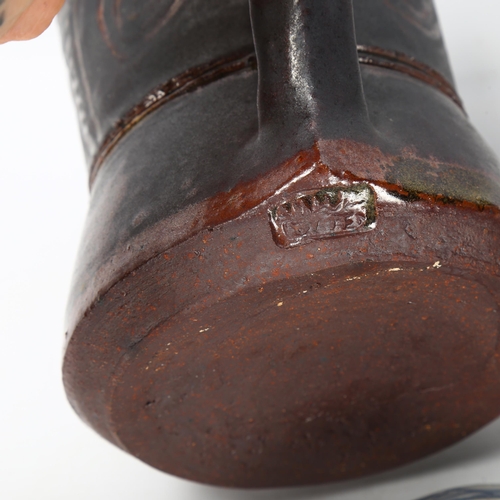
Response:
[1, 2, 500, 499]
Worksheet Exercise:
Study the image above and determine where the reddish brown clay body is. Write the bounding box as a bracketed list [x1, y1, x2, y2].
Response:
[61, 0, 500, 487]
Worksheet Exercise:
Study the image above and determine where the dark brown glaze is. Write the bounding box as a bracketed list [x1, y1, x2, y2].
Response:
[357, 45, 463, 110]
[61, 0, 500, 487]
[64, 142, 500, 338]
[59, 0, 456, 164]
[89, 50, 257, 187]
[89, 45, 462, 188]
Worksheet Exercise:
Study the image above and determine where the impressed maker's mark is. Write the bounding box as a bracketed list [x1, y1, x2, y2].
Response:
[269, 184, 377, 248]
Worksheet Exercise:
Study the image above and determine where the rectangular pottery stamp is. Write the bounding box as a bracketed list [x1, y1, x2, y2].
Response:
[269, 184, 377, 248]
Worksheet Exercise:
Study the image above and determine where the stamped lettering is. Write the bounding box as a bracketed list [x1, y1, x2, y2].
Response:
[269, 184, 376, 248]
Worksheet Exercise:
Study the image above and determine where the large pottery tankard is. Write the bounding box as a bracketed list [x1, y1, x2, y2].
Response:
[60, 0, 500, 487]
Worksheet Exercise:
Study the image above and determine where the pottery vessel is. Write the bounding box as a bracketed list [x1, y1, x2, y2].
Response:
[60, 0, 500, 487]
[417, 486, 500, 500]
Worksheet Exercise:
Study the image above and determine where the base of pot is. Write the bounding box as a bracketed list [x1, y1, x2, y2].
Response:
[64, 189, 500, 487]
[111, 263, 500, 487]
